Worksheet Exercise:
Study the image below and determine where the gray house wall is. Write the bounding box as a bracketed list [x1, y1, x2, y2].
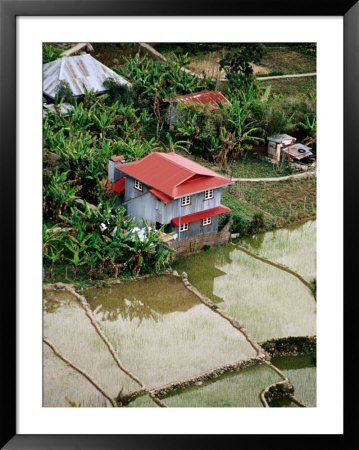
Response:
[168, 215, 219, 239]
[116, 173, 225, 238]
[124, 192, 163, 226]
[122, 174, 151, 202]
[163, 188, 222, 224]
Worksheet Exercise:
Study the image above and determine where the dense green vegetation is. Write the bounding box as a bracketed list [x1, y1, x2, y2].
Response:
[43, 43, 316, 280]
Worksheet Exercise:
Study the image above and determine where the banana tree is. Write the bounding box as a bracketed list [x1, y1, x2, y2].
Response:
[43, 225, 66, 278]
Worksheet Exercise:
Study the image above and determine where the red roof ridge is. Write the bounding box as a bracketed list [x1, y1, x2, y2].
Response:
[159, 152, 220, 179]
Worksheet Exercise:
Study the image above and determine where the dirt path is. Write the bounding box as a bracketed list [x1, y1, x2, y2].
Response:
[231, 170, 316, 183]
[257, 72, 316, 81]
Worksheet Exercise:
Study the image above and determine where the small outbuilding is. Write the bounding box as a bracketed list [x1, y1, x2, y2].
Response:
[282, 143, 313, 162]
[163, 90, 229, 126]
[43, 54, 132, 103]
[266, 134, 296, 162]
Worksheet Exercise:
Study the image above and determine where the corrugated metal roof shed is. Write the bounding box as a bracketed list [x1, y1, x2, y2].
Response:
[283, 144, 313, 161]
[43, 54, 131, 100]
[116, 152, 232, 199]
[267, 134, 296, 143]
[163, 91, 229, 111]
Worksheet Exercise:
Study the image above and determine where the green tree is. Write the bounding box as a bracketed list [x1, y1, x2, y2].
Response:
[219, 44, 266, 88]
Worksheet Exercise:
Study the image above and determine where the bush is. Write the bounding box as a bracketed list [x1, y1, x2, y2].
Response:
[54, 81, 75, 105]
[248, 212, 264, 233]
[43, 44, 62, 64]
[102, 78, 134, 105]
[230, 213, 250, 234]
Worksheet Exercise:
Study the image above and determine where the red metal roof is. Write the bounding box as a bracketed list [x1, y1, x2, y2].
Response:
[110, 155, 125, 162]
[164, 91, 229, 111]
[149, 188, 172, 203]
[111, 177, 126, 195]
[171, 205, 231, 226]
[116, 152, 231, 199]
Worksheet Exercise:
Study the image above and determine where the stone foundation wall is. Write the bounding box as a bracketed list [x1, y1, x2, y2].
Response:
[259, 336, 316, 357]
[170, 220, 231, 256]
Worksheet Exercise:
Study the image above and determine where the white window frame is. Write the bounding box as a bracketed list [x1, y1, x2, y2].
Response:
[179, 223, 189, 232]
[202, 217, 212, 227]
[181, 195, 191, 206]
[204, 189, 214, 200]
[134, 179, 143, 191]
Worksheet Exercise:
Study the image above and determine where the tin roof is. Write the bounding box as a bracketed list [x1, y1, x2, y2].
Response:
[171, 205, 231, 226]
[43, 102, 74, 118]
[267, 134, 296, 144]
[149, 189, 172, 203]
[116, 152, 232, 199]
[282, 144, 313, 161]
[163, 91, 229, 111]
[111, 177, 126, 195]
[110, 155, 125, 162]
[43, 54, 131, 100]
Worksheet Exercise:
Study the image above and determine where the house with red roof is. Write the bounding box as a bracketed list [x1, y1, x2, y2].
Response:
[107, 152, 232, 240]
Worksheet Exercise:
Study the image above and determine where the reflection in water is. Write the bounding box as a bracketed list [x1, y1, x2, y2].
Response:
[85, 275, 200, 324]
[173, 244, 233, 303]
[43, 290, 76, 314]
[93, 296, 159, 325]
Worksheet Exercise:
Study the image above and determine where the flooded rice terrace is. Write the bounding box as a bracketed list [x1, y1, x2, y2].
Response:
[43, 221, 316, 407]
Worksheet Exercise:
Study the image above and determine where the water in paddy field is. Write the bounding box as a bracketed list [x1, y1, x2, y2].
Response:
[236, 220, 316, 281]
[43, 290, 140, 407]
[175, 221, 316, 341]
[43, 221, 316, 407]
[270, 354, 316, 407]
[85, 275, 256, 390]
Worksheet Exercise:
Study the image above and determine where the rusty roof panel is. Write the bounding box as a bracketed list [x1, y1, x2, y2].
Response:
[43, 54, 131, 99]
[164, 90, 229, 111]
[282, 144, 313, 160]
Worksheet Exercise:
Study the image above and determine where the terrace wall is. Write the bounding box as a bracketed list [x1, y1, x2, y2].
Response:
[170, 219, 231, 256]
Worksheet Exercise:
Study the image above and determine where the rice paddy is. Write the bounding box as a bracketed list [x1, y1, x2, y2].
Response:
[271, 354, 316, 407]
[160, 363, 282, 407]
[43, 222, 316, 407]
[43, 290, 139, 407]
[236, 220, 316, 281]
[85, 275, 257, 390]
[175, 221, 316, 341]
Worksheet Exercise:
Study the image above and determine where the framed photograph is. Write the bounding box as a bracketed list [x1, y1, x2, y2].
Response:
[1, 0, 356, 448]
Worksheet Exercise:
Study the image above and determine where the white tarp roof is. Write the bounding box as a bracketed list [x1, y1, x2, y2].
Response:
[43, 54, 132, 100]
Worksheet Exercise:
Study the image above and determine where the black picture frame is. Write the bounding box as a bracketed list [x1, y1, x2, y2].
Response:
[1, 0, 356, 448]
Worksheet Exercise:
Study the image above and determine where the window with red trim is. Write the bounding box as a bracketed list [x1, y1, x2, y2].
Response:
[204, 189, 214, 200]
[134, 179, 143, 191]
[181, 195, 191, 206]
[179, 223, 189, 232]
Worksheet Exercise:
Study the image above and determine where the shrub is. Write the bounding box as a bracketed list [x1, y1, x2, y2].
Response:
[54, 81, 75, 105]
[43, 44, 62, 64]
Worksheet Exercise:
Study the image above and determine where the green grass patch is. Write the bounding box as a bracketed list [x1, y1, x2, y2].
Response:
[187, 151, 299, 179]
[260, 47, 316, 74]
[259, 76, 316, 98]
[234, 177, 316, 226]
